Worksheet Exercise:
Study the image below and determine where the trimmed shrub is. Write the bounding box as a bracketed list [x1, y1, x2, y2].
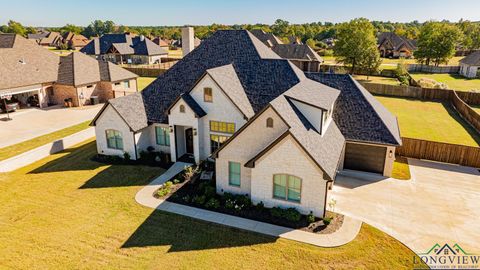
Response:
[307, 212, 316, 223]
[270, 207, 301, 222]
[156, 182, 173, 197]
[192, 195, 206, 205]
[173, 179, 180, 184]
[255, 201, 265, 211]
[123, 152, 131, 161]
[323, 216, 332, 225]
[182, 195, 191, 203]
[205, 198, 220, 209]
[203, 186, 216, 198]
[225, 199, 235, 209]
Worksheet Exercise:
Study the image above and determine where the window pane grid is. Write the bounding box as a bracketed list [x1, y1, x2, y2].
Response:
[106, 130, 123, 150]
[273, 174, 301, 202]
[210, 121, 235, 134]
[210, 134, 229, 154]
[155, 127, 170, 146]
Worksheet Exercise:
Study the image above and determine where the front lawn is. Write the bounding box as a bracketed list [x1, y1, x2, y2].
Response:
[137, 77, 156, 91]
[375, 96, 480, 146]
[0, 120, 91, 162]
[353, 75, 400, 85]
[410, 73, 480, 91]
[0, 139, 421, 269]
[392, 156, 411, 180]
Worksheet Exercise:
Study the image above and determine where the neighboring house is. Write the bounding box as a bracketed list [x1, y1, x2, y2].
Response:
[61, 32, 89, 50]
[91, 30, 401, 217]
[27, 31, 50, 44]
[250, 29, 323, 72]
[54, 52, 139, 106]
[377, 32, 417, 58]
[459, 51, 480, 78]
[287, 36, 302, 44]
[36, 31, 63, 47]
[172, 36, 202, 50]
[80, 33, 168, 65]
[0, 34, 137, 110]
[152, 37, 172, 48]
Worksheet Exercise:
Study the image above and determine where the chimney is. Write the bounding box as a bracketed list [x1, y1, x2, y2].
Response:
[182, 27, 194, 56]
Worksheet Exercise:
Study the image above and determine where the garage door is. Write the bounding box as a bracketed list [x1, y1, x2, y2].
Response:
[344, 143, 386, 174]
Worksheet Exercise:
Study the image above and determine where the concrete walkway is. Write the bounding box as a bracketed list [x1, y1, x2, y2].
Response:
[135, 163, 362, 248]
[0, 104, 101, 148]
[330, 158, 480, 254]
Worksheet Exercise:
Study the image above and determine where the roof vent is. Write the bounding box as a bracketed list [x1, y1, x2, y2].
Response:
[19, 58, 26, 65]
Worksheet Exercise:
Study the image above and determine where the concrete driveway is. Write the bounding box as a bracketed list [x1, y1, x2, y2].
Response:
[0, 105, 101, 148]
[329, 158, 480, 254]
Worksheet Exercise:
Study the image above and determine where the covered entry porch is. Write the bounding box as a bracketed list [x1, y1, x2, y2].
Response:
[171, 124, 199, 164]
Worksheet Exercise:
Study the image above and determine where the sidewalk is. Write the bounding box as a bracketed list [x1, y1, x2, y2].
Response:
[135, 164, 362, 248]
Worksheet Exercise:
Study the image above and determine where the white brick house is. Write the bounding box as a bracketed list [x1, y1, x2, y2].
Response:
[91, 29, 402, 217]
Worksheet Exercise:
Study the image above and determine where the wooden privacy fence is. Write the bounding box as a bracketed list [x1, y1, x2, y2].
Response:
[452, 91, 480, 133]
[407, 64, 460, 74]
[319, 65, 397, 77]
[122, 61, 179, 77]
[360, 82, 480, 105]
[396, 137, 480, 168]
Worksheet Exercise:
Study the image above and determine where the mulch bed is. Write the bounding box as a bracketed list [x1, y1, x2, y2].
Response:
[157, 170, 344, 234]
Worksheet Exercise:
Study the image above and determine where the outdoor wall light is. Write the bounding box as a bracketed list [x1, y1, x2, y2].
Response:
[388, 150, 393, 158]
[169, 126, 174, 133]
[193, 128, 197, 136]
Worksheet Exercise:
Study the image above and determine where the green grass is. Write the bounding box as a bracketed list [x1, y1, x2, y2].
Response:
[375, 96, 480, 146]
[0, 121, 91, 162]
[323, 56, 463, 67]
[137, 77, 156, 91]
[0, 140, 422, 269]
[392, 157, 411, 180]
[353, 75, 400, 85]
[410, 73, 480, 91]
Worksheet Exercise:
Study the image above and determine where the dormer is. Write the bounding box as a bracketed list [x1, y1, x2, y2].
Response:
[288, 98, 325, 134]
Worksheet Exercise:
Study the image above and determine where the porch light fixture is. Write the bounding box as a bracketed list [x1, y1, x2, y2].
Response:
[193, 128, 197, 136]
[169, 126, 173, 133]
[388, 150, 393, 158]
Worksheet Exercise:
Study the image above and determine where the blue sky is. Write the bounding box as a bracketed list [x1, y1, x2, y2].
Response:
[1, 0, 479, 26]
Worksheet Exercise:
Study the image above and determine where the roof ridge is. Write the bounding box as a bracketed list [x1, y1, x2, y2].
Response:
[347, 75, 400, 144]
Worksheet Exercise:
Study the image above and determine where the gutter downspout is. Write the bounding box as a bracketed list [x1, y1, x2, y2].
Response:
[132, 131, 138, 160]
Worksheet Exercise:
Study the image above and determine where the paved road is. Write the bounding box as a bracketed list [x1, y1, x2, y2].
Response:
[330, 158, 480, 254]
[0, 105, 101, 148]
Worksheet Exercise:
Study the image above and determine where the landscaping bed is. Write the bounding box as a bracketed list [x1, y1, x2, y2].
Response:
[92, 149, 173, 169]
[156, 164, 343, 234]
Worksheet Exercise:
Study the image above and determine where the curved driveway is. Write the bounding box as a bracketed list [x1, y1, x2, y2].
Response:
[329, 158, 480, 254]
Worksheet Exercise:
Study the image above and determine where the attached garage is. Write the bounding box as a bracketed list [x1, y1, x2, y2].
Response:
[343, 142, 387, 174]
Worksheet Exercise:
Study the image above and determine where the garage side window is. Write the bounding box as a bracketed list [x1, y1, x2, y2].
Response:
[228, 161, 241, 187]
[266, 117, 274, 128]
[273, 174, 301, 202]
[106, 129, 123, 150]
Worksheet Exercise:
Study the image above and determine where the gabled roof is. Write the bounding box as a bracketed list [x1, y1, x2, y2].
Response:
[57, 52, 137, 87]
[95, 93, 148, 132]
[377, 32, 416, 51]
[258, 96, 345, 180]
[180, 93, 207, 117]
[306, 73, 402, 146]
[80, 34, 168, 56]
[271, 44, 323, 62]
[206, 64, 255, 118]
[0, 34, 60, 90]
[460, 51, 480, 66]
[283, 79, 340, 110]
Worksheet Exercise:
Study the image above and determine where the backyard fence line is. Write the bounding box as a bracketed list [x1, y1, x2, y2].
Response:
[452, 91, 480, 133]
[319, 64, 397, 78]
[0, 128, 95, 172]
[360, 82, 480, 105]
[396, 137, 480, 168]
[122, 61, 179, 77]
[407, 64, 460, 74]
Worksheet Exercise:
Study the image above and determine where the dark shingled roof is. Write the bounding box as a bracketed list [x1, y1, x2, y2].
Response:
[140, 30, 300, 126]
[306, 73, 402, 146]
[80, 34, 168, 56]
[460, 51, 480, 66]
[271, 44, 323, 62]
[97, 30, 400, 147]
[108, 93, 148, 132]
[181, 93, 207, 117]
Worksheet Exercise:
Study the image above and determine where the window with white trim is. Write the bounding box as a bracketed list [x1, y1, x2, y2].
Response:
[273, 174, 301, 202]
[155, 127, 170, 146]
[106, 129, 123, 150]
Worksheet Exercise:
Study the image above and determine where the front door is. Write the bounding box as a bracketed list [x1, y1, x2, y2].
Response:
[185, 128, 194, 154]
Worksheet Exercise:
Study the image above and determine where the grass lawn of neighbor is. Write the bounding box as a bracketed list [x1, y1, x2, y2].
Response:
[375, 96, 480, 146]
[168, 49, 183, 59]
[353, 75, 400, 85]
[410, 73, 480, 91]
[0, 139, 422, 269]
[0, 120, 91, 162]
[137, 77, 156, 91]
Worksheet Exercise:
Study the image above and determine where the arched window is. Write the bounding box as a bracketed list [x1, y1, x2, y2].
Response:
[179, 104, 185, 113]
[273, 174, 302, 202]
[105, 129, 123, 150]
[266, 117, 274, 128]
